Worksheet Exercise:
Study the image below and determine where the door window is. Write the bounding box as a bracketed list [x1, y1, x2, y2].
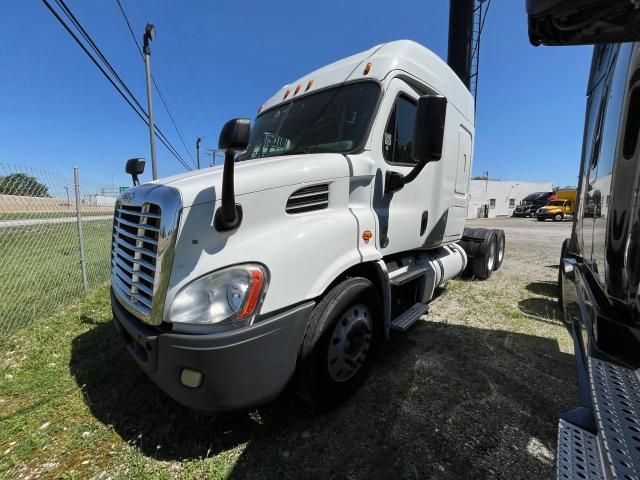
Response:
[383, 95, 417, 165]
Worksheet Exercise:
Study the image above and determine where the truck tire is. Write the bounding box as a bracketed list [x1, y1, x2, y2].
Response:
[537, 216, 545, 221]
[296, 277, 382, 408]
[553, 213, 564, 222]
[493, 229, 505, 270]
[472, 230, 497, 280]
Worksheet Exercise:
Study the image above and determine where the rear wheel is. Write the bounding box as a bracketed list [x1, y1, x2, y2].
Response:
[472, 231, 497, 280]
[537, 216, 545, 221]
[493, 229, 505, 270]
[296, 277, 381, 408]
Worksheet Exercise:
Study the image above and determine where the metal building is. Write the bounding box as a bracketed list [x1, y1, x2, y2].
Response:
[466, 180, 554, 218]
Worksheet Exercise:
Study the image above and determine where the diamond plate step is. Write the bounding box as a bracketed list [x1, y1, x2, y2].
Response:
[589, 357, 640, 479]
[390, 302, 428, 332]
[556, 419, 603, 480]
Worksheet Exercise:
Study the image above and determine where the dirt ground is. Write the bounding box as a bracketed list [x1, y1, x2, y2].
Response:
[214, 217, 577, 479]
[0, 217, 577, 479]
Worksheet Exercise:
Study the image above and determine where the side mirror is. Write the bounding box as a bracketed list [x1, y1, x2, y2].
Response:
[527, 0, 640, 45]
[215, 118, 251, 232]
[412, 95, 447, 164]
[125, 158, 145, 186]
[385, 95, 447, 194]
[219, 118, 250, 153]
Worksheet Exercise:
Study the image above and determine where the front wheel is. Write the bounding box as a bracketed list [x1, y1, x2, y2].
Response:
[296, 277, 381, 408]
[553, 213, 564, 222]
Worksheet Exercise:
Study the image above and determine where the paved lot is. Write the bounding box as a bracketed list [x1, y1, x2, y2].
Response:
[0, 216, 577, 479]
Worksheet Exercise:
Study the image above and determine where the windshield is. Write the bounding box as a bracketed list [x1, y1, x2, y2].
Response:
[547, 200, 566, 206]
[238, 82, 380, 161]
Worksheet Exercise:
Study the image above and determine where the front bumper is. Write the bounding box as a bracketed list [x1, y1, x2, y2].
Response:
[111, 288, 314, 412]
[513, 209, 534, 217]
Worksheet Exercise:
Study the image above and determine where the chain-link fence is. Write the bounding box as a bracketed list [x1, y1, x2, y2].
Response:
[0, 163, 117, 337]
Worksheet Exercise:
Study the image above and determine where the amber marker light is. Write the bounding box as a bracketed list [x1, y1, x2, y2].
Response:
[237, 268, 266, 319]
[363, 62, 372, 75]
[283, 89, 291, 99]
[294, 84, 302, 95]
[362, 230, 373, 244]
[305, 80, 314, 91]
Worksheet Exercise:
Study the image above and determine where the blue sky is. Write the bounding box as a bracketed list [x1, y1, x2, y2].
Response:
[0, 1, 591, 188]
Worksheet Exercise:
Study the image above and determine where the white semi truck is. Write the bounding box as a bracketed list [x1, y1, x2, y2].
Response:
[111, 39, 504, 412]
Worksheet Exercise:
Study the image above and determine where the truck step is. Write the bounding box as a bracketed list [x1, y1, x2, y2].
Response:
[556, 419, 603, 480]
[390, 303, 429, 332]
[388, 266, 429, 286]
[589, 357, 640, 479]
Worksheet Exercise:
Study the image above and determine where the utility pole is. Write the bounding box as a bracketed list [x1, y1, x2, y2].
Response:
[196, 137, 202, 169]
[206, 148, 221, 166]
[143, 23, 157, 180]
[485, 170, 489, 192]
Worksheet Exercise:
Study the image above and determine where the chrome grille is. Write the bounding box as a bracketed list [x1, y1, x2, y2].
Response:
[111, 203, 161, 317]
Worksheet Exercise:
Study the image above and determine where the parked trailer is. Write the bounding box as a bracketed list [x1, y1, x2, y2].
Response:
[528, 0, 640, 478]
[110, 40, 504, 412]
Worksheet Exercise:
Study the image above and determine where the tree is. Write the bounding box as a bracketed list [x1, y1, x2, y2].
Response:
[0, 173, 50, 197]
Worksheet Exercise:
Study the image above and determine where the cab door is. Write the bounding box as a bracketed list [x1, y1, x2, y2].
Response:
[371, 78, 426, 254]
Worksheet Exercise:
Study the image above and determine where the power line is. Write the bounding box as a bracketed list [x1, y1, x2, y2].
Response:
[161, 0, 210, 130]
[115, 0, 197, 168]
[53, 0, 191, 171]
[41, 0, 192, 172]
[133, 0, 204, 139]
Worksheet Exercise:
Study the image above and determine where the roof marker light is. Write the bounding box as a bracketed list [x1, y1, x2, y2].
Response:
[283, 88, 291, 100]
[363, 62, 372, 75]
[305, 80, 314, 91]
[294, 84, 301, 95]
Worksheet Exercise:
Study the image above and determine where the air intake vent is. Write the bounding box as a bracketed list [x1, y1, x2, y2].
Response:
[286, 184, 329, 214]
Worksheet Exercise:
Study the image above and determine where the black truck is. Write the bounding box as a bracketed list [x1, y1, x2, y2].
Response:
[512, 191, 553, 217]
[527, 0, 640, 478]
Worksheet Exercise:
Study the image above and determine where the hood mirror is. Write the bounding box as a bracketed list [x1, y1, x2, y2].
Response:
[126, 158, 145, 186]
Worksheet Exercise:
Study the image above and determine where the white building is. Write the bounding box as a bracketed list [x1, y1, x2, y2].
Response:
[467, 180, 554, 219]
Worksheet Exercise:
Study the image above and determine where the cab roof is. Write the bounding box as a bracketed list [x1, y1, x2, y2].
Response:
[261, 39, 474, 123]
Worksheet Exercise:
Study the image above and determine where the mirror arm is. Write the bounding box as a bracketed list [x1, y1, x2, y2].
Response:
[214, 151, 243, 231]
[385, 160, 428, 194]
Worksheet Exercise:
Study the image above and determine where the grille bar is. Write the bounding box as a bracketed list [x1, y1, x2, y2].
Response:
[111, 202, 161, 317]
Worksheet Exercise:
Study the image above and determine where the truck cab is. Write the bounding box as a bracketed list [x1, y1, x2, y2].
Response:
[110, 40, 503, 412]
[536, 189, 576, 221]
[512, 191, 553, 217]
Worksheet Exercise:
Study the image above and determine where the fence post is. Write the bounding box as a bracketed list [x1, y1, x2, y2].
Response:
[74, 167, 89, 293]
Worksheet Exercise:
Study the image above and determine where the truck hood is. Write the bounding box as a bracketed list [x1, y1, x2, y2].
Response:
[148, 153, 351, 208]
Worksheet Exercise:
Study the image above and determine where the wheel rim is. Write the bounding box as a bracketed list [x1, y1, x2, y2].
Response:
[327, 304, 372, 383]
[497, 236, 504, 264]
[555, 214, 562, 221]
[486, 240, 496, 271]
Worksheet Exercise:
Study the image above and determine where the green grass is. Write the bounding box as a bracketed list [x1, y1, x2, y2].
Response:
[0, 212, 112, 221]
[0, 219, 112, 336]
[0, 284, 241, 479]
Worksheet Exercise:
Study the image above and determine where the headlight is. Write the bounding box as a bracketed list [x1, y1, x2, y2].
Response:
[169, 264, 268, 326]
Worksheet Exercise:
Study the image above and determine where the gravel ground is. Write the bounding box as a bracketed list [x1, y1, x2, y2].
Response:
[216, 217, 578, 480]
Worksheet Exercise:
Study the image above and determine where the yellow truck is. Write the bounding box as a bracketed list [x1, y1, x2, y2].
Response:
[536, 188, 577, 221]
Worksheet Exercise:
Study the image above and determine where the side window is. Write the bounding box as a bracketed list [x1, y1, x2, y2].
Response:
[509, 198, 515, 208]
[489, 198, 496, 208]
[383, 96, 417, 164]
